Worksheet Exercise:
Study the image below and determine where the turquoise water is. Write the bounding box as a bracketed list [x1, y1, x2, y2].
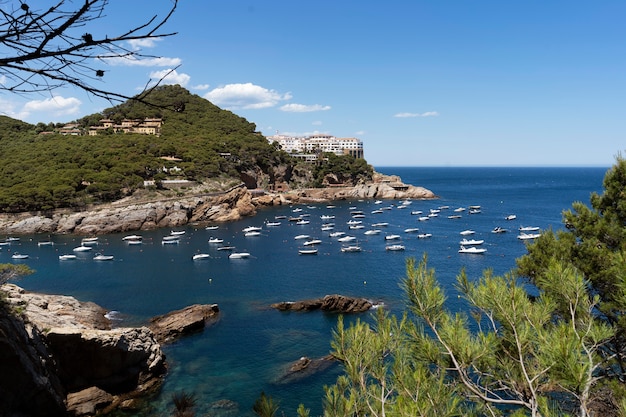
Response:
[6, 166, 608, 416]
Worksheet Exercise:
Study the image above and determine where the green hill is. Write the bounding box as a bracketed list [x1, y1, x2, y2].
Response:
[0, 85, 372, 213]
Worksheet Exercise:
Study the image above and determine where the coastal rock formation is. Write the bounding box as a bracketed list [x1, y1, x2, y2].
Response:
[273, 355, 336, 385]
[148, 304, 220, 344]
[271, 294, 377, 313]
[0, 172, 434, 235]
[0, 284, 166, 416]
[0, 186, 255, 235]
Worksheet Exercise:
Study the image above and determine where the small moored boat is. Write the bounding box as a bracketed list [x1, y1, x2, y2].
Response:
[11, 253, 28, 259]
[229, 252, 250, 259]
[59, 254, 77, 260]
[386, 244, 405, 251]
[192, 253, 211, 261]
[298, 248, 318, 255]
[93, 253, 114, 261]
[459, 246, 487, 254]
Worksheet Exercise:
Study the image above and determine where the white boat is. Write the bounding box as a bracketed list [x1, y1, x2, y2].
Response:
[303, 239, 322, 246]
[205, 225, 219, 230]
[492, 226, 507, 234]
[430, 208, 441, 214]
[329, 231, 346, 237]
[518, 232, 541, 240]
[460, 238, 484, 245]
[127, 239, 143, 245]
[11, 253, 28, 259]
[469, 209, 482, 214]
[217, 246, 235, 251]
[459, 246, 487, 254]
[294, 234, 310, 240]
[404, 228, 419, 233]
[371, 209, 384, 214]
[81, 237, 99, 242]
[386, 244, 405, 251]
[38, 241, 54, 246]
[266, 221, 281, 227]
[469, 205, 481, 210]
[243, 226, 262, 233]
[371, 222, 388, 227]
[326, 205, 336, 209]
[347, 220, 362, 225]
[447, 215, 462, 219]
[519, 226, 540, 232]
[418, 233, 433, 239]
[122, 235, 142, 241]
[292, 207, 303, 213]
[162, 235, 180, 241]
[298, 248, 318, 255]
[208, 237, 224, 244]
[73, 245, 93, 252]
[349, 225, 364, 230]
[244, 231, 261, 237]
[192, 253, 211, 260]
[321, 226, 334, 231]
[170, 230, 186, 236]
[229, 252, 250, 259]
[364, 230, 381, 235]
[385, 234, 401, 241]
[6, 237, 20, 242]
[352, 214, 366, 218]
[59, 254, 77, 260]
[161, 239, 179, 245]
[341, 245, 362, 253]
[93, 253, 114, 261]
[505, 214, 517, 220]
[374, 200, 383, 205]
[418, 216, 430, 221]
[337, 236, 357, 242]
[454, 207, 466, 212]
[320, 215, 335, 220]
[81, 239, 99, 246]
[411, 210, 423, 215]
[296, 220, 310, 225]
[460, 230, 475, 236]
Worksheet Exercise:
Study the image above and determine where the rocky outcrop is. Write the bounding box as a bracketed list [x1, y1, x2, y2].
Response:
[148, 304, 220, 344]
[271, 294, 378, 313]
[273, 355, 336, 385]
[0, 284, 166, 416]
[0, 186, 256, 235]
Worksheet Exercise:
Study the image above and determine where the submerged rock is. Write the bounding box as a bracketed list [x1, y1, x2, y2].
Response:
[273, 355, 336, 385]
[271, 294, 377, 313]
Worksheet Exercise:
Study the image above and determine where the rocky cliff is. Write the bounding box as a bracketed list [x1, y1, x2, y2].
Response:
[0, 284, 166, 416]
[0, 173, 435, 235]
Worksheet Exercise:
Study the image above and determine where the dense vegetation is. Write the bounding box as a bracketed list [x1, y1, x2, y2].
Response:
[0, 85, 372, 212]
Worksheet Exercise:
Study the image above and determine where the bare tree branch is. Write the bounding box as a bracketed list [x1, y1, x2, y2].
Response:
[0, 0, 178, 103]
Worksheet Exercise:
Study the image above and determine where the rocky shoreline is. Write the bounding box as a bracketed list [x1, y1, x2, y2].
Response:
[0, 173, 436, 235]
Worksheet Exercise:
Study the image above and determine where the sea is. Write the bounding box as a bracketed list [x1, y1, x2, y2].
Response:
[4, 166, 609, 416]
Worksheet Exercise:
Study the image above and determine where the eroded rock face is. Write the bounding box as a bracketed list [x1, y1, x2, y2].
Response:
[148, 304, 220, 344]
[271, 294, 376, 313]
[0, 284, 166, 416]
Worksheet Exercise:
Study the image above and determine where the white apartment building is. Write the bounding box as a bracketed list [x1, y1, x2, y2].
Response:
[267, 133, 364, 159]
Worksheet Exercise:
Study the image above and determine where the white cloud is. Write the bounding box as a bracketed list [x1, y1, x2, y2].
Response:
[312, 121, 323, 126]
[192, 84, 211, 91]
[394, 111, 440, 118]
[127, 38, 162, 50]
[280, 103, 331, 113]
[149, 69, 190, 87]
[0, 98, 29, 120]
[204, 83, 292, 110]
[23, 96, 82, 117]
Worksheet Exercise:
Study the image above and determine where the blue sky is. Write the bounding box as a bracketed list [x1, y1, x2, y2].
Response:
[1, 1, 624, 167]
